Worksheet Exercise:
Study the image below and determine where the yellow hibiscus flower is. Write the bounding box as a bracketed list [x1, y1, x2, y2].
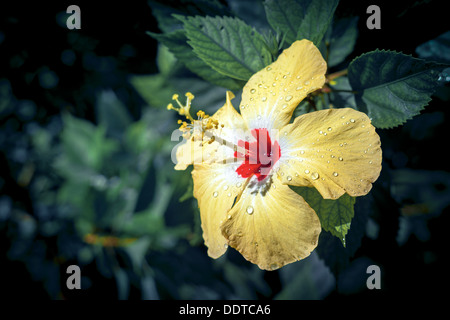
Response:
[169, 40, 382, 270]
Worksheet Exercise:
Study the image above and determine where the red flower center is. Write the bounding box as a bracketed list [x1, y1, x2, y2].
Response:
[234, 128, 281, 181]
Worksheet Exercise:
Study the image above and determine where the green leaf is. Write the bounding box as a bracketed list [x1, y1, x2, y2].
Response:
[292, 186, 355, 246]
[148, 30, 245, 90]
[182, 15, 273, 81]
[348, 50, 448, 129]
[264, 0, 339, 46]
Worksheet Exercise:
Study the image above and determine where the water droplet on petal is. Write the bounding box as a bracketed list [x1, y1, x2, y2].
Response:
[333, 172, 339, 177]
[236, 182, 242, 188]
[311, 172, 319, 180]
[282, 103, 288, 109]
[223, 185, 229, 190]
[262, 96, 267, 102]
[338, 157, 343, 161]
[213, 191, 219, 198]
[250, 89, 256, 94]
[300, 150, 305, 154]
[305, 169, 310, 174]
[327, 127, 332, 131]
[285, 95, 293, 101]
[287, 176, 292, 181]
[246, 206, 254, 215]
[266, 67, 272, 71]
[350, 118, 355, 123]
[304, 80, 310, 86]
[319, 130, 323, 134]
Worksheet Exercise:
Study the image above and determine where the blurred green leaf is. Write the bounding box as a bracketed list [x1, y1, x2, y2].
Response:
[264, 0, 339, 46]
[292, 186, 355, 246]
[325, 16, 359, 67]
[182, 15, 273, 81]
[96, 90, 132, 136]
[130, 73, 175, 108]
[348, 50, 448, 128]
[148, 0, 231, 33]
[416, 30, 450, 64]
[156, 44, 177, 76]
[57, 113, 118, 172]
[328, 76, 357, 108]
[276, 252, 335, 299]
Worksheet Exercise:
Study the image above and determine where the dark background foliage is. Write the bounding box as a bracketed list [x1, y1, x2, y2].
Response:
[0, 0, 448, 300]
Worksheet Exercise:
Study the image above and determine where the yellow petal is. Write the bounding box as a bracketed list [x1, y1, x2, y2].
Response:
[277, 108, 382, 199]
[192, 163, 246, 258]
[220, 178, 321, 270]
[239, 40, 326, 131]
[174, 91, 247, 170]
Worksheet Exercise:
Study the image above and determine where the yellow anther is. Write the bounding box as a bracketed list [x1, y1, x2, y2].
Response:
[185, 92, 195, 100]
[172, 94, 179, 100]
[177, 119, 183, 124]
[167, 103, 175, 110]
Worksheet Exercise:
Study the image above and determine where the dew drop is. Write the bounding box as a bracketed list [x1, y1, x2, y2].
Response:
[257, 115, 262, 120]
[304, 80, 310, 86]
[246, 206, 254, 215]
[287, 176, 292, 181]
[266, 67, 272, 71]
[223, 185, 229, 190]
[250, 89, 256, 94]
[319, 130, 323, 134]
[333, 172, 339, 177]
[213, 191, 219, 198]
[305, 169, 310, 174]
[236, 182, 242, 188]
[311, 172, 319, 180]
[282, 103, 288, 109]
[300, 150, 305, 154]
[327, 127, 332, 131]
[262, 96, 267, 102]
[227, 192, 232, 197]
[350, 118, 355, 123]
[227, 214, 232, 220]
[338, 157, 343, 161]
[285, 95, 293, 101]
[296, 86, 303, 91]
